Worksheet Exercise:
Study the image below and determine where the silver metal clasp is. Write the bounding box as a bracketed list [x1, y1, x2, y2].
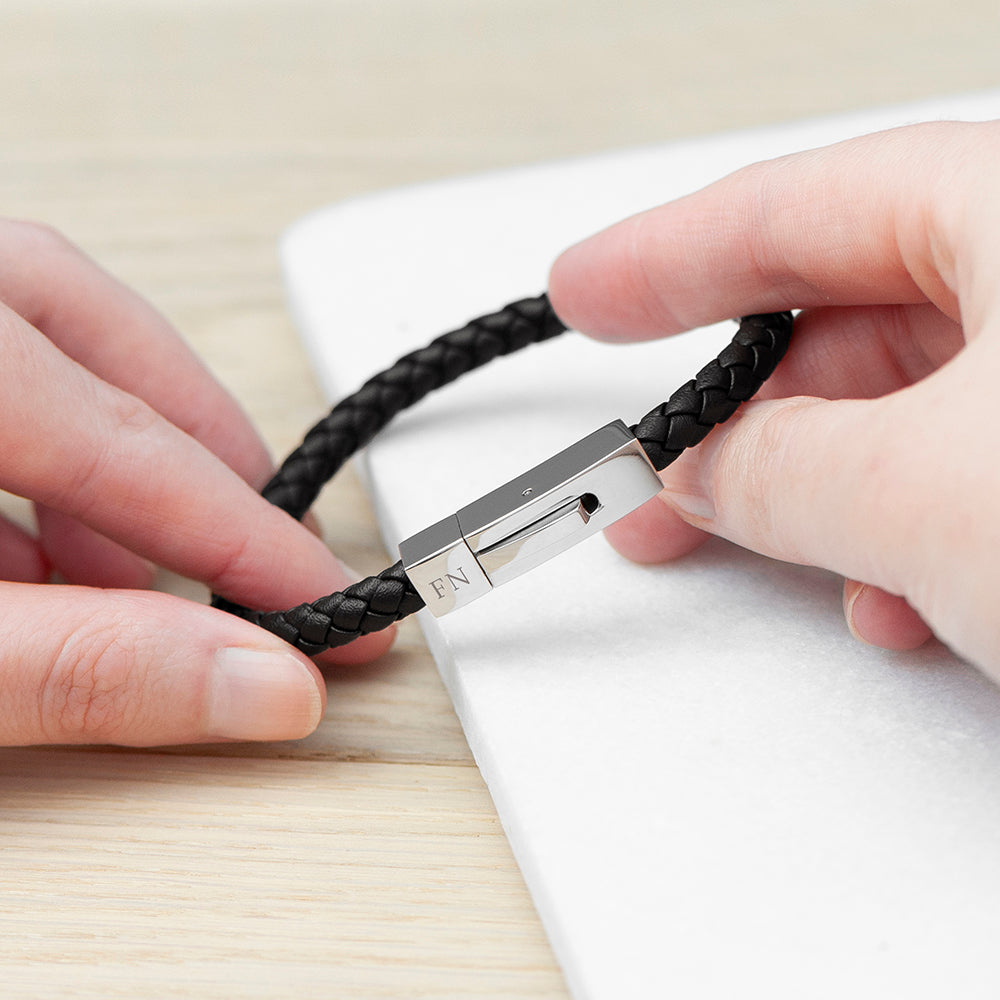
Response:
[398, 420, 663, 617]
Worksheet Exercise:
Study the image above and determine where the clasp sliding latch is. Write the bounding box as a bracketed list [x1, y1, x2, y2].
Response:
[398, 419, 662, 617]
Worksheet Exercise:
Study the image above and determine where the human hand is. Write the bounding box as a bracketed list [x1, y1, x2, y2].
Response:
[549, 122, 1000, 679]
[0, 221, 392, 746]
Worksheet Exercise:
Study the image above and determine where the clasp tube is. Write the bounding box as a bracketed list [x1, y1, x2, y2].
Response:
[398, 420, 663, 617]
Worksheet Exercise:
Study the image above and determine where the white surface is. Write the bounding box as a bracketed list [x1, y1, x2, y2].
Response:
[281, 92, 1000, 999]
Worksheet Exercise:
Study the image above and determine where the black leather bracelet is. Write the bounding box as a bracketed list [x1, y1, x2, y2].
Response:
[212, 295, 793, 655]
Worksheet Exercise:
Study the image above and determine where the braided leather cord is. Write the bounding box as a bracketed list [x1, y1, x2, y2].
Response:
[631, 310, 794, 470]
[211, 294, 567, 655]
[212, 296, 792, 655]
[261, 294, 567, 522]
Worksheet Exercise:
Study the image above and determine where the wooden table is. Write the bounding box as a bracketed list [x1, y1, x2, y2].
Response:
[1, 2, 996, 996]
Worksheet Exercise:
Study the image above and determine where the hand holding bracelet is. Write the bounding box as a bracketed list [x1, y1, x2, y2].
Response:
[212, 295, 793, 655]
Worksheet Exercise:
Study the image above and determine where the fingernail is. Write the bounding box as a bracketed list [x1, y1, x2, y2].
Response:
[207, 647, 324, 741]
[662, 482, 717, 521]
[659, 442, 720, 522]
[843, 580, 867, 642]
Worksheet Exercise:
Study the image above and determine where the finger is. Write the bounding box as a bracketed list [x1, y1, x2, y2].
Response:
[602, 494, 708, 565]
[34, 504, 155, 590]
[548, 121, 1000, 340]
[654, 393, 893, 578]
[843, 580, 933, 651]
[0, 303, 393, 664]
[606, 302, 961, 565]
[0, 221, 328, 594]
[0, 514, 50, 583]
[649, 349, 1000, 669]
[0, 583, 326, 746]
[0, 220, 273, 486]
[754, 303, 964, 402]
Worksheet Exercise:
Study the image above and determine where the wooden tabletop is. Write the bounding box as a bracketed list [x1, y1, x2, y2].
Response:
[1, 2, 997, 996]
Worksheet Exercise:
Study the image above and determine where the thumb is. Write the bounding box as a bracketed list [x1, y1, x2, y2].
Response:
[0, 584, 326, 746]
[647, 390, 934, 603]
[630, 345, 1000, 677]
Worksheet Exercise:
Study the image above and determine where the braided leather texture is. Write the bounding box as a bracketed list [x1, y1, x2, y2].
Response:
[212, 295, 792, 655]
[262, 294, 567, 521]
[212, 561, 424, 658]
[212, 294, 567, 653]
[632, 311, 794, 470]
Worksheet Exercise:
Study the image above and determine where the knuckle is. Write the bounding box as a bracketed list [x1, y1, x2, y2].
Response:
[201, 526, 258, 598]
[59, 391, 162, 512]
[740, 164, 827, 306]
[106, 390, 161, 439]
[40, 619, 145, 743]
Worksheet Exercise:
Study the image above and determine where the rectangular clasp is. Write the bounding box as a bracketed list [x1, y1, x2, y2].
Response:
[399, 420, 662, 618]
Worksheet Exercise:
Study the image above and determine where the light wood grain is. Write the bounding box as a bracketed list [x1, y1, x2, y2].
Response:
[0, 1, 997, 996]
[0, 750, 559, 998]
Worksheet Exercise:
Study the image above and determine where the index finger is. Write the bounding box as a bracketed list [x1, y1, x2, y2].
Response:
[547, 121, 992, 342]
[0, 304, 392, 663]
[0, 219, 272, 486]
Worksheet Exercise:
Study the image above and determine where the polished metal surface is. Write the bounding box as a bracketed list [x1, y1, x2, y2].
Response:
[398, 513, 493, 615]
[400, 421, 663, 616]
